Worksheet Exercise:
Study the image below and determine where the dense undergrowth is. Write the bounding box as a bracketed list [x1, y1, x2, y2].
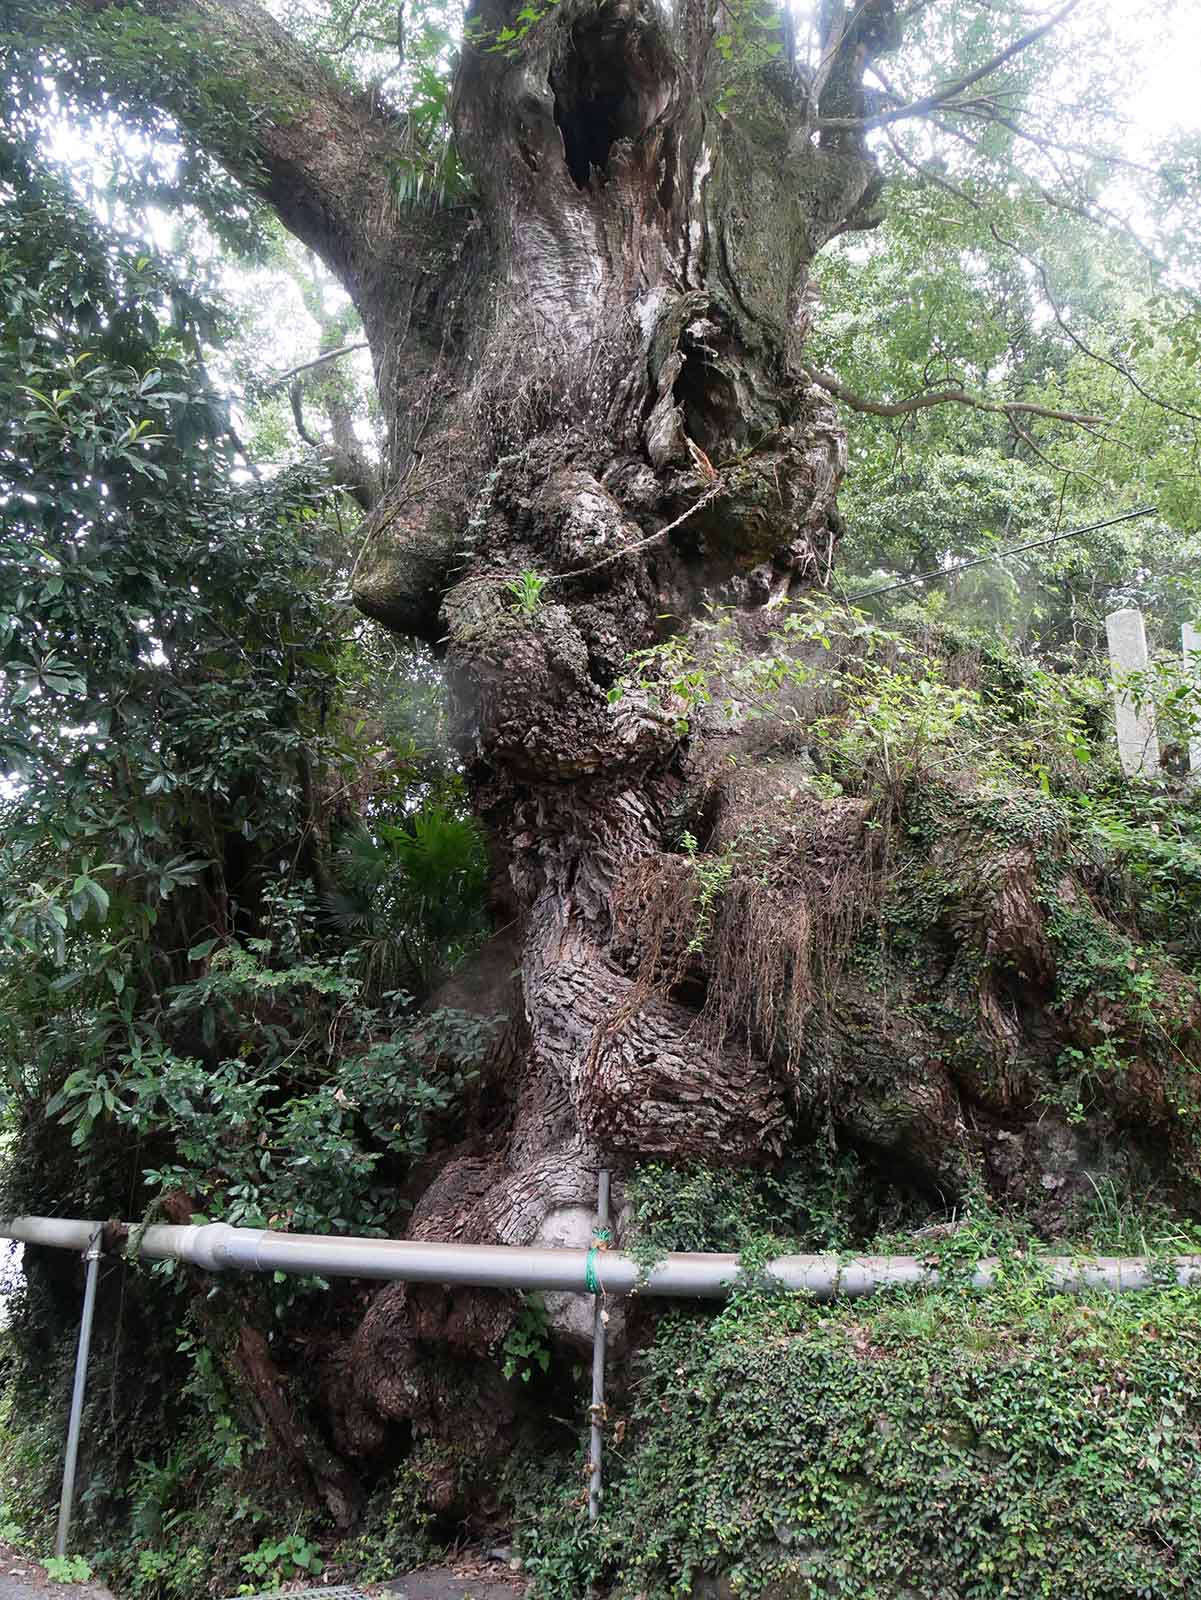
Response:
[0, 129, 496, 1598]
[501, 1164, 1201, 1599]
[6, 595, 1201, 1597]
[6, 582, 1201, 1596]
[5, 1160, 1201, 1600]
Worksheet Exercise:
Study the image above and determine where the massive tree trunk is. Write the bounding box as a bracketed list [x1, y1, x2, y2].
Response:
[337, 0, 1201, 1458]
[254, 0, 906, 1455]
[55, 0, 1201, 1493]
[338, 0, 899, 1389]
[305, 46, 842, 1105]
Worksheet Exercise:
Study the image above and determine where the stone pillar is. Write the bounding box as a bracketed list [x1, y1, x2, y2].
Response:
[1105, 608, 1160, 777]
[1184, 623, 1201, 776]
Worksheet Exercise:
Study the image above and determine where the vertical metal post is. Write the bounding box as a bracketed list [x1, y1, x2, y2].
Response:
[588, 1170, 611, 1525]
[55, 1225, 102, 1559]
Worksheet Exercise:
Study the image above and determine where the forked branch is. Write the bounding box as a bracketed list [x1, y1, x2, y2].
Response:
[815, 0, 1084, 133]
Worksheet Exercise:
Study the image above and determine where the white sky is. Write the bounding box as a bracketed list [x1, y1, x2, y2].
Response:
[1115, 7, 1199, 143]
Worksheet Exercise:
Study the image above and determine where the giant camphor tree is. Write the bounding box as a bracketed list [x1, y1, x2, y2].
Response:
[7, 0, 1201, 1498]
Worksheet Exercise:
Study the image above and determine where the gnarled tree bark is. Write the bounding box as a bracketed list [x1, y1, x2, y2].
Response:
[330, 0, 905, 1450]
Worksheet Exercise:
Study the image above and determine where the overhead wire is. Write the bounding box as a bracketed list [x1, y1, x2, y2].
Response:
[843, 504, 1158, 603]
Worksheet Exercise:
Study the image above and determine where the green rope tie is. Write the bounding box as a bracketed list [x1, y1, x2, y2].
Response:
[585, 1223, 611, 1293]
[585, 1247, 602, 1294]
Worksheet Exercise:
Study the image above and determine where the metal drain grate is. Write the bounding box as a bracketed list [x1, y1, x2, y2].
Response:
[230, 1589, 376, 1600]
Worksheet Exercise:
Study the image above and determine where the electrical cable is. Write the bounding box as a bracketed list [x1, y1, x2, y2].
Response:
[845, 504, 1158, 603]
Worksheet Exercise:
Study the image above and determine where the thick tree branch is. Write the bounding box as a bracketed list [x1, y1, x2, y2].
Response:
[66, 0, 408, 303]
[811, 1, 849, 106]
[288, 376, 381, 512]
[816, 0, 1083, 133]
[289, 380, 323, 448]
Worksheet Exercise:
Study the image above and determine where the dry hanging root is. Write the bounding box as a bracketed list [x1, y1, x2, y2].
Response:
[702, 879, 814, 1072]
[594, 788, 890, 1080]
[597, 853, 815, 1074]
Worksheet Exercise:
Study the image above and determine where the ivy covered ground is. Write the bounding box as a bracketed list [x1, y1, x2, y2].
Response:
[522, 1270, 1201, 1598]
[7, 1158, 1201, 1600]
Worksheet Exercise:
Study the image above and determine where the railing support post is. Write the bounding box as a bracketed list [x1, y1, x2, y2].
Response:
[587, 1170, 611, 1525]
[55, 1224, 102, 1559]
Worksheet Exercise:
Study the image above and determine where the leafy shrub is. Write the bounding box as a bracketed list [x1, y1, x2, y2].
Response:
[36, 878, 493, 1238]
[501, 1294, 552, 1384]
[239, 1532, 322, 1586]
[43, 1556, 93, 1584]
[625, 1153, 929, 1273]
[0, 134, 497, 1600]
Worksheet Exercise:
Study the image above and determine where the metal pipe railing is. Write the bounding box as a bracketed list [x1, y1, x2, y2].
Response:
[4, 1215, 1199, 1298]
[4, 1211, 1200, 1556]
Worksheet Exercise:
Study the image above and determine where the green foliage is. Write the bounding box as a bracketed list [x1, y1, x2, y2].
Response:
[501, 1294, 552, 1384]
[678, 830, 737, 954]
[0, 109, 496, 1600]
[0, 136, 494, 1217]
[2, 3, 279, 257]
[3, 1130, 330, 1594]
[622, 595, 1097, 790]
[42, 1556, 94, 1584]
[0, 148, 354, 1005]
[1070, 787, 1201, 949]
[128, 1546, 209, 1600]
[625, 1151, 927, 1274]
[813, 161, 1201, 649]
[382, 16, 473, 209]
[1119, 649, 1201, 756]
[238, 1533, 322, 1587]
[327, 805, 489, 997]
[1073, 1174, 1201, 1258]
[518, 1271, 1201, 1598]
[3, 5, 1200, 1595]
[58, 1306, 292, 1600]
[620, 598, 1201, 1168]
[330, 1459, 442, 1581]
[503, 570, 548, 616]
[40, 897, 491, 1236]
[0, 1500, 27, 1545]
[465, 0, 561, 61]
[712, 0, 786, 115]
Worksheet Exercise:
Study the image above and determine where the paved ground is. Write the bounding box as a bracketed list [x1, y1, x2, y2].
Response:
[384, 1578, 526, 1599]
[0, 1542, 524, 1600]
[240, 1577, 524, 1600]
[0, 1542, 114, 1600]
